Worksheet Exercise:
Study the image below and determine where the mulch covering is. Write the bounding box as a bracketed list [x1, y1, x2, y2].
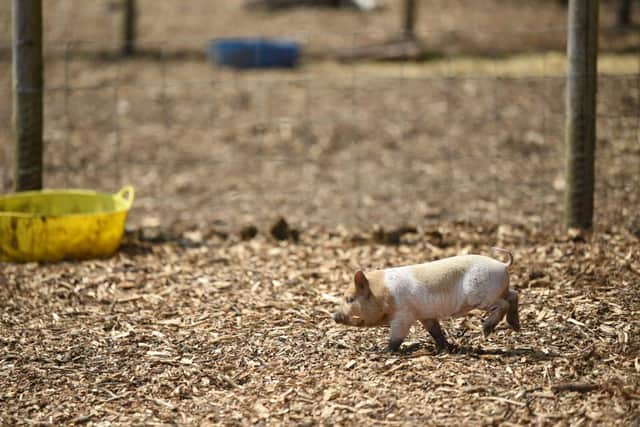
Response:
[1, 222, 638, 425]
[1, 1, 639, 424]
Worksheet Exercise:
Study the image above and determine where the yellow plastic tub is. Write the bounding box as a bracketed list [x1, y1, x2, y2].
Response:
[0, 186, 134, 262]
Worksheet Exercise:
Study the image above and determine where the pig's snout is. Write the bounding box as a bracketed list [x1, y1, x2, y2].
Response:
[333, 311, 346, 324]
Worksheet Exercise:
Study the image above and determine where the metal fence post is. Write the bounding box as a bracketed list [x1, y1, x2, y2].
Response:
[123, 0, 136, 56]
[12, 0, 43, 191]
[565, 0, 599, 230]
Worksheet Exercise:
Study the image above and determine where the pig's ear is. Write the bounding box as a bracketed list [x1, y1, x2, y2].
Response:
[354, 271, 369, 295]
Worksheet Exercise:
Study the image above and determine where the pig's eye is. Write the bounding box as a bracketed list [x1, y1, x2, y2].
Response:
[346, 296, 355, 304]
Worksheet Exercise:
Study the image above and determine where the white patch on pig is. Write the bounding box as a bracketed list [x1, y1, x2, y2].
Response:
[384, 266, 457, 320]
[384, 256, 509, 322]
[461, 261, 508, 310]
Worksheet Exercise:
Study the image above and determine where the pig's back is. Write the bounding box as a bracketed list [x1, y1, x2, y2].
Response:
[409, 255, 477, 292]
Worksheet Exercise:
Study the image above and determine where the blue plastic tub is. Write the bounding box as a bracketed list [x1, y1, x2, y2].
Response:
[208, 38, 300, 69]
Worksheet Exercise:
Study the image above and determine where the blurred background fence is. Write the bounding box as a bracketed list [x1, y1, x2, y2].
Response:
[0, 0, 638, 235]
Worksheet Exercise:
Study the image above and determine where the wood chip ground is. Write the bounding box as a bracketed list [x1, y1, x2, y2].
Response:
[1, 223, 639, 425]
[1, 1, 639, 425]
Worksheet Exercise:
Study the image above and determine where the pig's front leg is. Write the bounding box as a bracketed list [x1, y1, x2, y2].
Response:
[420, 319, 451, 352]
[384, 316, 413, 352]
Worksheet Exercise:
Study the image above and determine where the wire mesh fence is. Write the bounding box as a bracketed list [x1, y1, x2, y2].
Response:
[0, 0, 638, 234]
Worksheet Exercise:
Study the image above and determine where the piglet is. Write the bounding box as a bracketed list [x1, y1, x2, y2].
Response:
[332, 248, 520, 352]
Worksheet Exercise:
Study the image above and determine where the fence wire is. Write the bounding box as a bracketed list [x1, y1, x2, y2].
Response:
[0, 1, 638, 235]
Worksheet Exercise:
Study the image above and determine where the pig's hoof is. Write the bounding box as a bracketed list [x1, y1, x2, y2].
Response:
[402, 343, 421, 354]
[437, 343, 458, 354]
[507, 317, 521, 332]
[507, 314, 520, 332]
[382, 338, 403, 353]
[482, 322, 496, 337]
[371, 344, 398, 354]
[434, 343, 447, 354]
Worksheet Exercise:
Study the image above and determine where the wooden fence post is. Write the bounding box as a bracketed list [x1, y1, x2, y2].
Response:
[12, 0, 43, 191]
[565, 0, 599, 230]
[122, 0, 136, 56]
[617, 0, 632, 27]
[403, 0, 417, 40]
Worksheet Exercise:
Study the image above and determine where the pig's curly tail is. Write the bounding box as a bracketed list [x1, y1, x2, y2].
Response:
[491, 247, 513, 267]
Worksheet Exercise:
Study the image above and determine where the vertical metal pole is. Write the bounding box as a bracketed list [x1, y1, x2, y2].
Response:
[403, 0, 416, 40]
[122, 0, 136, 56]
[12, 0, 43, 191]
[565, 0, 599, 230]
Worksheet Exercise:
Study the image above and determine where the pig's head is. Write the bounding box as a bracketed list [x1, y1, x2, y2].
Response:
[333, 270, 391, 327]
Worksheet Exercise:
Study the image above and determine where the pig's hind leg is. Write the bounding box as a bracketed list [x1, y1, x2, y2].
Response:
[482, 299, 509, 337]
[420, 319, 452, 352]
[505, 290, 520, 331]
